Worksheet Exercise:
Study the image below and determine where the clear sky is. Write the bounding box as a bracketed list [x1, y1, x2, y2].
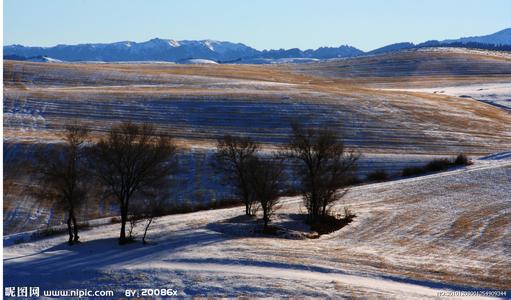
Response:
[4, 0, 511, 51]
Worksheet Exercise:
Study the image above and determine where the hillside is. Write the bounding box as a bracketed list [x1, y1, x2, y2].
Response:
[4, 48, 511, 234]
[5, 49, 511, 153]
[4, 155, 510, 297]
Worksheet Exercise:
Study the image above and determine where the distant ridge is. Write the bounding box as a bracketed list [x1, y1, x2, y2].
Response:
[4, 28, 510, 63]
[3, 39, 362, 63]
[443, 28, 511, 45]
[367, 42, 415, 55]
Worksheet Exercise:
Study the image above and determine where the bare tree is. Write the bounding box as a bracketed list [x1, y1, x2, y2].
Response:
[212, 135, 259, 215]
[246, 155, 286, 228]
[127, 213, 140, 241]
[130, 191, 167, 244]
[287, 121, 358, 220]
[89, 122, 177, 244]
[32, 125, 89, 245]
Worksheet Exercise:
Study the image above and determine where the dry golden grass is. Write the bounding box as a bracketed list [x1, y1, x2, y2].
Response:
[473, 212, 511, 246]
[5, 59, 511, 155]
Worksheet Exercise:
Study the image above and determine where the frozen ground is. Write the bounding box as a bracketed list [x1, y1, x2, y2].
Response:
[4, 154, 510, 298]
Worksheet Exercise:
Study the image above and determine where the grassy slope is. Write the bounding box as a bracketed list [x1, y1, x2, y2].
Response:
[4, 49, 511, 154]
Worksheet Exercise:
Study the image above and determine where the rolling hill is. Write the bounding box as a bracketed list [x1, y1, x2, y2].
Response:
[4, 47, 511, 235]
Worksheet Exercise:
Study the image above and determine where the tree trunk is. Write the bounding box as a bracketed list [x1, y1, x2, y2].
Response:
[142, 218, 153, 244]
[243, 188, 251, 216]
[311, 197, 317, 221]
[263, 206, 268, 229]
[67, 215, 74, 245]
[309, 178, 319, 220]
[119, 205, 127, 244]
[71, 211, 79, 242]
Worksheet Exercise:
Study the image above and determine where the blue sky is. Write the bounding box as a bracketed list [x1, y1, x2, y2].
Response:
[4, 0, 510, 51]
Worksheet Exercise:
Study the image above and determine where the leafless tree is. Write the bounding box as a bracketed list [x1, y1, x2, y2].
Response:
[286, 121, 358, 220]
[130, 190, 168, 244]
[246, 155, 286, 228]
[212, 135, 259, 215]
[32, 125, 89, 245]
[127, 213, 140, 241]
[89, 122, 177, 244]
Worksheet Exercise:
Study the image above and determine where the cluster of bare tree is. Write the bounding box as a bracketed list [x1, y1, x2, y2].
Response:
[212, 136, 287, 228]
[32, 122, 178, 245]
[212, 136, 260, 216]
[32, 125, 90, 244]
[213, 121, 359, 227]
[32, 120, 357, 244]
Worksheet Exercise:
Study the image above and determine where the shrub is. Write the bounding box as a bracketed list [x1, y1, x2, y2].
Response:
[402, 154, 471, 178]
[366, 170, 389, 182]
[344, 175, 362, 186]
[454, 153, 471, 166]
[402, 166, 425, 177]
[13, 237, 26, 245]
[424, 158, 451, 172]
[110, 216, 121, 224]
[308, 208, 356, 236]
[309, 214, 355, 236]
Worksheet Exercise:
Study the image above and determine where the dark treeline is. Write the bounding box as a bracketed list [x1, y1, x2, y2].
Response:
[31, 120, 359, 244]
[416, 41, 511, 52]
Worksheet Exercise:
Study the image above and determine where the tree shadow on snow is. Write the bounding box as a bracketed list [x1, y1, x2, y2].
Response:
[4, 227, 234, 286]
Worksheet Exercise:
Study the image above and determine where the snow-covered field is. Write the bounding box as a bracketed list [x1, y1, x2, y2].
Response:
[383, 82, 511, 111]
[4, 155, 510, 298]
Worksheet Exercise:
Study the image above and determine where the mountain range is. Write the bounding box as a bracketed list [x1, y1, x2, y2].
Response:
[4, 28, 511, 63]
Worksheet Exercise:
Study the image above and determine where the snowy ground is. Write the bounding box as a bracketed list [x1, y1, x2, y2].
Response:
[383, 82, 511, 111]
[4, 154, 510, 298]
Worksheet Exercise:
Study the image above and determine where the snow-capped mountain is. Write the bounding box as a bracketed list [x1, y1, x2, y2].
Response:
[3, 38, 362, 63]
[3, 54, 62, 63]
[4, 28, 510, 63]
[443, 28, 511, 45]
[3, 38, 261, 62]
